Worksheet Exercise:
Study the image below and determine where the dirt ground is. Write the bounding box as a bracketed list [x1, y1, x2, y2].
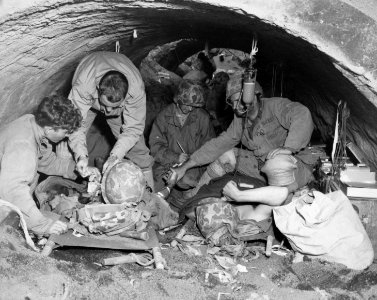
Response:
[1, 221, 377, 300]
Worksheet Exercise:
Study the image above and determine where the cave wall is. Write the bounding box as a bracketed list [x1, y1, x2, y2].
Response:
[1, 0, 377, 167]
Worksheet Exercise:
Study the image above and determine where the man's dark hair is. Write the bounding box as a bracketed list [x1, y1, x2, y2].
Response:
[98, 71, 129, 103]
[34, 94, 82, 134]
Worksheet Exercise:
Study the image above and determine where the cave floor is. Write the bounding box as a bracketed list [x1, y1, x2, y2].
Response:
[1, 225, 377, 300]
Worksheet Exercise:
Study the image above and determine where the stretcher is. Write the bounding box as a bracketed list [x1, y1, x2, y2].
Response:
[41, 226, 165, 269]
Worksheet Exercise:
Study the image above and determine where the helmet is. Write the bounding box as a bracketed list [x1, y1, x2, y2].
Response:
[173, 80, 205, 107]
[225, 72, 263, 100]
[196, 200, 238, 245]
[101, 160, 146, 204]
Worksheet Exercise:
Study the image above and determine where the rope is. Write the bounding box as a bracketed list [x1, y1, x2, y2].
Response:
[0, 199, 39, 252]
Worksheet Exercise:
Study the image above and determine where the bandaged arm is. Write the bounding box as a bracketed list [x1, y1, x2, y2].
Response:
[223, 181, 289, 206]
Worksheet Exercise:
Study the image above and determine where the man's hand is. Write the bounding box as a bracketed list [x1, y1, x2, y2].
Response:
[222, 180, 241, 202]
[102, 154, 120, 174]
[47, 220, 68, 235]
[56, 141, 72, 159]
[178, 153, 189, 164]
[266, 147, 293, 160]
[76, 155, 90, 177]
[87, 166, 102, 182]
[166, 165, 187, 187]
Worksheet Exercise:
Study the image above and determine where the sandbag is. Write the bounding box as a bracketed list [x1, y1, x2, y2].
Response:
[273, 190, 374, 270]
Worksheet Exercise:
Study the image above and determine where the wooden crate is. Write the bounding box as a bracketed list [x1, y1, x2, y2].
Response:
[350, 197, 377, 253]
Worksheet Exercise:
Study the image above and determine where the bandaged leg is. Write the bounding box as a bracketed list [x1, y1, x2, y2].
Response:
[185, 150, 236, 198]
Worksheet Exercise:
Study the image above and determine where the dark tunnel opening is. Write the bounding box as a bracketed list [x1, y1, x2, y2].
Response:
[49, 4, 377, 169]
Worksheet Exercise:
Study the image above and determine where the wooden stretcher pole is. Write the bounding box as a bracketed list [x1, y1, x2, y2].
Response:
[152, 246, 164, 269]
[265, 235, 274, 257]
[148, 228, 165, 269]
[170, 219, 194, 247]
[103, 254, 141, 266]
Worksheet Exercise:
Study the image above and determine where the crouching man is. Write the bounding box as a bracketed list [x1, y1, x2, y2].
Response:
[0, 95, 85, 236]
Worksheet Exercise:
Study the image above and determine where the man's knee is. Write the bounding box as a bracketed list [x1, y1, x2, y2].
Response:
[207, 149, 236, 178]
[261, 154, 300, 188]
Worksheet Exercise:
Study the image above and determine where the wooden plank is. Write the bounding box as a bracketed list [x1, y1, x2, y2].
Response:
[49, 230, 152, 250]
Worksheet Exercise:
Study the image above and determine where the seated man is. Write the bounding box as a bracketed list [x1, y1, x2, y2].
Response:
[222, 154, 308, 222]
[149, 80, 216, 195]
[0, 95, 88, 236]
[169, 71, 314, 198]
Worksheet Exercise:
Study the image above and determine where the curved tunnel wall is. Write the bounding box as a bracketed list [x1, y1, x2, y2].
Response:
[1, 0, 377, 167]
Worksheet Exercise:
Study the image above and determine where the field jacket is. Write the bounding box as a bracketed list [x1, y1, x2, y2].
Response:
[0, 115, 76, 230]
[149, 104, 216, 166]
[68, 51, 146, 160]
[190, 97, 313, 166]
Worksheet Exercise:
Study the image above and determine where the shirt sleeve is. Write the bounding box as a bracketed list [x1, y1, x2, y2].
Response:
[37, 141, 77, 180]
[190, 115, 242, 166]
[111, 90, 146, 159]
[68, 109, 97, 161]
[0, 140, 46, 228]
[149, 113, 179, 165]
[274, 99, 314, 152]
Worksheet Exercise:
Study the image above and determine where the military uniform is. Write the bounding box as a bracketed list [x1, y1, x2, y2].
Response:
[68, 51, 153, 170]
[0, 115, 76, 233]
[149, 103, 216, 190]
[190, 97, 314, 187]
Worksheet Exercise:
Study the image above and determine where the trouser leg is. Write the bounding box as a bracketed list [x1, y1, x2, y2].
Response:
[185, 149, 235, 198]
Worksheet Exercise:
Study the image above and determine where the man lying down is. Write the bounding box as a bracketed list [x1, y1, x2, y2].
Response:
[175, 153, 313, 245]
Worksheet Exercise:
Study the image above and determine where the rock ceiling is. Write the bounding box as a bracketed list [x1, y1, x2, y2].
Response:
[1, 0, 377, 167]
